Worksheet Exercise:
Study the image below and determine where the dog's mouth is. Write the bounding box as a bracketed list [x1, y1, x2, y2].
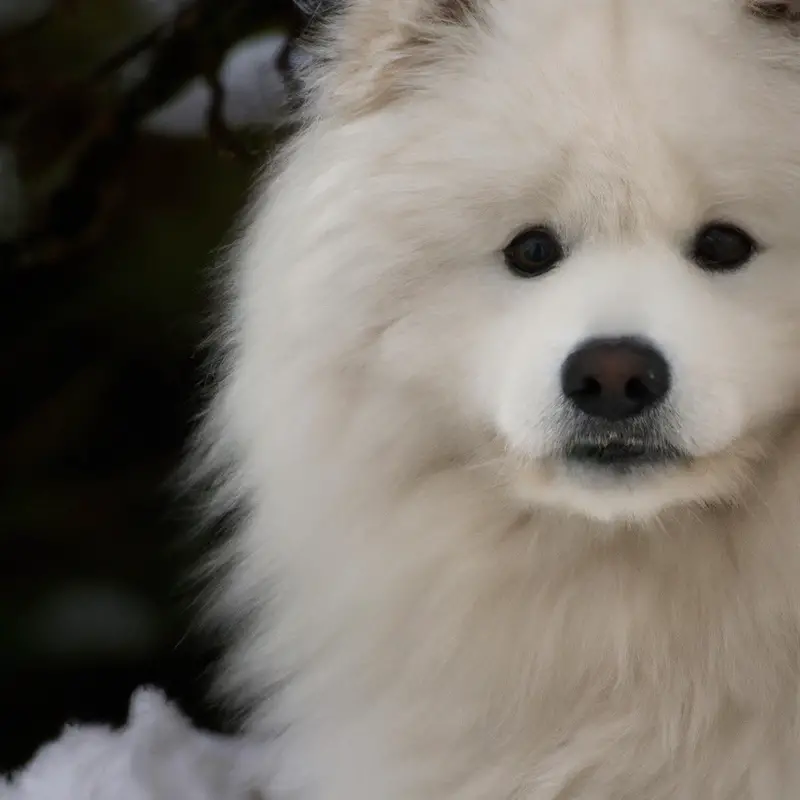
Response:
[564, 438, 685, 471]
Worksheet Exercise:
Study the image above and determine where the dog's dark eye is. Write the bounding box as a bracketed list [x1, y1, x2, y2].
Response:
[691, 223, 759, 272]
[504, 227, 564, 278]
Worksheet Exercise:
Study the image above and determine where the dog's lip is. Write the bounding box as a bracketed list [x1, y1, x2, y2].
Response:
[564, 439, 682, 467]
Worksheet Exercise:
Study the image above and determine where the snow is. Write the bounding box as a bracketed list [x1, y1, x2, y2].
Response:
[2, 688, 266, 800]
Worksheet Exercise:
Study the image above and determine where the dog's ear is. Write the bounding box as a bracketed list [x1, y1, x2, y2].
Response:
[312, 0, 480, 117]
[744, 1, 800, 67]
[747, 1, 800, 21]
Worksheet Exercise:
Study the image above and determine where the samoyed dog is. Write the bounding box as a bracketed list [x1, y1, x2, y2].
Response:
[198, 0, 800, 796]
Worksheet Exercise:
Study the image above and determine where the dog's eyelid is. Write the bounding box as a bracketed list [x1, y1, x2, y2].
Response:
[692, 217, 763, 242]
[501, 224, 571, 252]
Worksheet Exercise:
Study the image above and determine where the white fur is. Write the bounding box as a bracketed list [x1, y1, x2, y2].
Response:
[200, 1, 800, 796]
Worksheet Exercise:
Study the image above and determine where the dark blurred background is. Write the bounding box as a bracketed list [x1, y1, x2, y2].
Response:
[0, 0, 303, 772]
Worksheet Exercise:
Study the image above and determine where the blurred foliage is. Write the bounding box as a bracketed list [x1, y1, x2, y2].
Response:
[0, 0, 304, 770]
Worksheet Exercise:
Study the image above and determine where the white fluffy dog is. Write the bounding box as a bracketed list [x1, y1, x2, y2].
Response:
[198, 0, 800, 796]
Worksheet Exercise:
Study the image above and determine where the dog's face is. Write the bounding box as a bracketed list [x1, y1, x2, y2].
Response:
[296, 0, 800, 522]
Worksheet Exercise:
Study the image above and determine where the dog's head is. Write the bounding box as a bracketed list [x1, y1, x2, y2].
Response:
[279, 0, 800, 522]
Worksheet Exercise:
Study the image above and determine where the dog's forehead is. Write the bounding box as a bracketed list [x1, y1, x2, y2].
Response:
[479, 0, 767, 117]
[451, 0, 800, 196]
[350, 0, 800, 237]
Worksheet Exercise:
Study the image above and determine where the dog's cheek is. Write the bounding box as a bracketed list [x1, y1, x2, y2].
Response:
[467, 291, 577, 457]
[664, 283, 800, 454]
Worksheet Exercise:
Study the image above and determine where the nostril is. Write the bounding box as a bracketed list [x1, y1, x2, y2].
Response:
[624, 377, 650, 403]
[578, 376, 602, 398]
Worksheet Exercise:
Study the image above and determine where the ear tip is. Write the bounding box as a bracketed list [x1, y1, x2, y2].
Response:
[294, 0, 340, 14]
[748, 1, 800, 21]
[312, 0, 480, 118]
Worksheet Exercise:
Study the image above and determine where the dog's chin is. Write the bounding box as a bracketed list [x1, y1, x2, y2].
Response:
[508, 441, 750, 524]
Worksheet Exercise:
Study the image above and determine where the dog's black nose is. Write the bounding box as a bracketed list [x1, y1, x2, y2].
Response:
[561, 338, 670, 421]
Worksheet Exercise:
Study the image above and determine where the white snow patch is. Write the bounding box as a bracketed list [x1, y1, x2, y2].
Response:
[2, 688, 266, 800]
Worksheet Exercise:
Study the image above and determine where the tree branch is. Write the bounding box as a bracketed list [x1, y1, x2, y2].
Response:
[4, 0, 310, 274]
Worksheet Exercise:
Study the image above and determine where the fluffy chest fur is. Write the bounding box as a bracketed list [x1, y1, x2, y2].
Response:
[232, 430, 800, 799]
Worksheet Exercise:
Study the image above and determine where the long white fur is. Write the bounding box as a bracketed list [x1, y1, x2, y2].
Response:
[199, 1, 800, 796]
